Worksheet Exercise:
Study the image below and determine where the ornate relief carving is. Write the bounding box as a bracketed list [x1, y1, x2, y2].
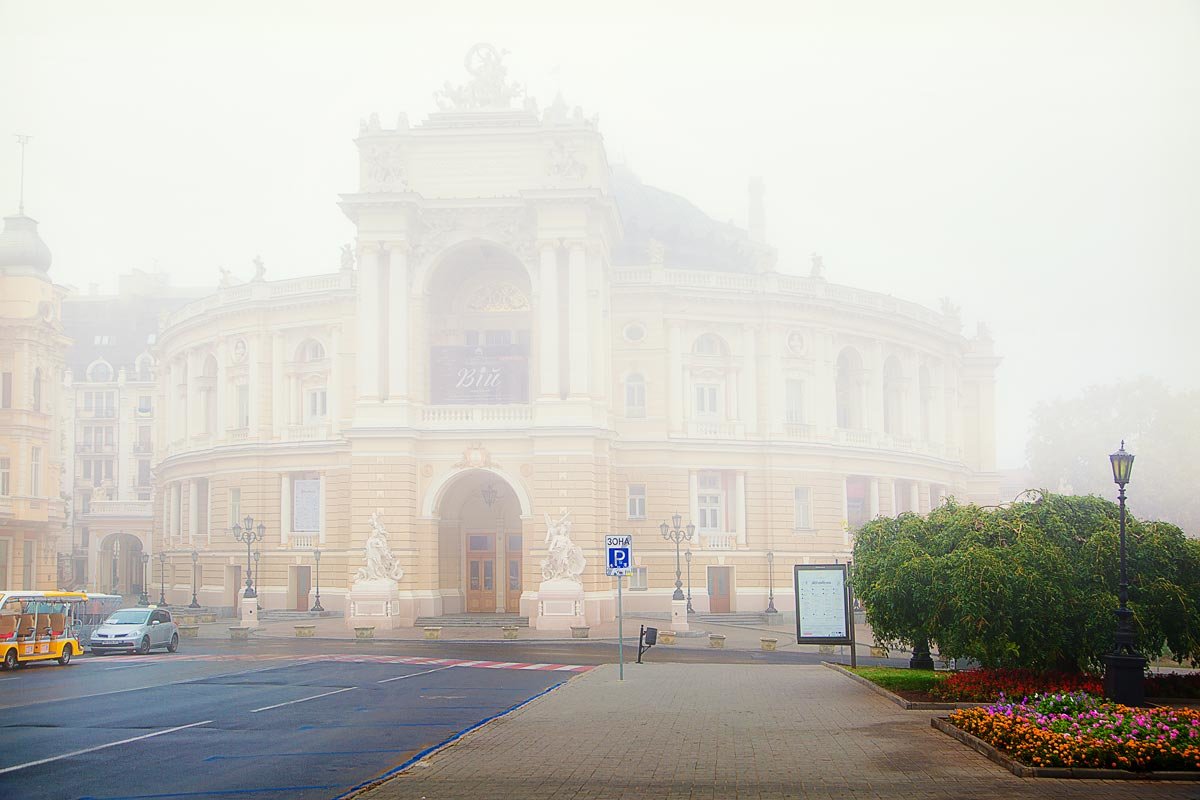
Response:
[421, 463, 434, 478]
[546, 137, 586, 182]
[453, 441, 494, 469]
[412, 207, 535, 266]
[361, 141, 408, 192]
[465, 282, 530, 312]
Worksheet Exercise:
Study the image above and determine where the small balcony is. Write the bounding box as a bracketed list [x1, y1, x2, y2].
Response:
[835, 428, 873, 447]
[284, 422, 332, 442]
[685, 420, 745, 439]
[88, 500, 153, 518]
[782, 422, 817, 441]
[287, 533, 319, 549]
[419, 404, 533, 430]
[698, 531, 737, 550]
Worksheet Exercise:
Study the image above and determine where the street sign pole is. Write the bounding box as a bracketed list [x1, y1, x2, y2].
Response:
[605, 534, 633, 682]
[618, 571, 624, 681]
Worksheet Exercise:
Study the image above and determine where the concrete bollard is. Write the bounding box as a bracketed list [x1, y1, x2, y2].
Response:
[294, 624, 315, 638]
[423, 626, 442, 640]
[178, 625, 199, 639]
[708, 634, 726, 649]
[229, 626, 250, 641]
[355, 626, 376, 640]
[760, 637, 778, 652]
[502, 626, 519, 640]
[659, 630, 676, 645]
[570, 626, 590, 639]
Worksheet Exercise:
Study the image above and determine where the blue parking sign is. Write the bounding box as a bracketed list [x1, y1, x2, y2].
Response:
[606, 535, 633, 576]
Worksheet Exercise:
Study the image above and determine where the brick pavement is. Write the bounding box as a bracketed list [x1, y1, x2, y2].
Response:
[352, 663, 1199, 800]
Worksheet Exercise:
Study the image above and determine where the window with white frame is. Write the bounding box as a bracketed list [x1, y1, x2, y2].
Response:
[794, 487, 813, 530]
[236, 384, 250, 428]
[292, 472, 321, 533]
[0, 457, 9, 496]
[627, 484, 646, 519]
[306, 387, 327, 421]
[624, 374, 646, 418]
[694, 383, 719, 417]
[629, 566, 648, 590]
[228, 488, 241, 528]
[1, 372, 10, 408]
[30, 447, 41, 496]
[785, 379, 805, 424]
[697, 472, 724, 531]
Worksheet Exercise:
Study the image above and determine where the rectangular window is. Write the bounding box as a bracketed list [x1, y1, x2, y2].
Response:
[292, 474, 321, 533]
[228, 488, 241, 528]
[0, 457, 9, 496]
[625, 379, 645, 417]
[83, 460, 93, 480]
[138, 395, 152, 413]
[629, 566, 648, 590]
[105, 426, 115, 446]
[847, 476, 870, 529]
[786, 379, 805, 424]
[696, 471, 725, 531]
[694, 384, 719, 416]
[307, 388, 327, 420]
[103, 460, 113, 481]
[627, 484, 646, 520]
[138, 459, 151, 487]
[794, 487, 813, 530]
[698, 494, 722, 530]
[83, 391, 94, 411]
[30, 447, 41, 496]
[1, 372, 10, 408]
[80, 527, 89, 548]
[236, 385, 250, 427]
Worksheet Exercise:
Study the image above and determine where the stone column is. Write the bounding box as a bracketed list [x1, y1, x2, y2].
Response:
[764, 325, 782, 435]
[215, 339, 227, 439]
[668, 323, 683, 433]
[188, 480, 199, 544]
[866, 342, 884, 435]
[184, 352, 197, 441]
[909, 482, 921, 515]
[734, 472, 747, 545]
[741, 326, 757, 435]
[329, 327, 341, 434]
[387, 244, 409, 401]
[688, 472, 700, 535]
[247, 337, 259, 434]
[869, 478, 880, 518]
[538, 243, 560, 398]
[272, 333, 285, 435]
[357, 244, 381, 401]
[567, 242, 589, 396]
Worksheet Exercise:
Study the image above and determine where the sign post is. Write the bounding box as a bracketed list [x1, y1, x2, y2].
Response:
[793, 564, 853, 657]
[606, 535, 633, 680]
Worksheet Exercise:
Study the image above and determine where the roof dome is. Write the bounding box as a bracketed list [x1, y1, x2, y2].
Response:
[0, 214, 52, 272]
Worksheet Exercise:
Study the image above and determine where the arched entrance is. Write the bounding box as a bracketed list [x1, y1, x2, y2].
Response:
[97, 532, 146, 600]
[433, 469, 526, 615]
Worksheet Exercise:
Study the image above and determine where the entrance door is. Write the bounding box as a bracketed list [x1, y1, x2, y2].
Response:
[708, 566, 732, 613]
[465, 534, 495, 613]
[505, 534, 522, 613]
[294, 566, 311, 611]
[227, 566, 242, 615]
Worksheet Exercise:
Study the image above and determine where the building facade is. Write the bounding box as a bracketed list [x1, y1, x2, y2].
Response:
[0, 212, 70, 590]
[151, 47, 1001, 624]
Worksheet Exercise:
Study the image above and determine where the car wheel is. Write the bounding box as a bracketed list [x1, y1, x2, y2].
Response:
[167, 633, 179, 653]
[2, 648, 16, 670]
[58, 643, 73, 666]
[137, 636, 151, 655]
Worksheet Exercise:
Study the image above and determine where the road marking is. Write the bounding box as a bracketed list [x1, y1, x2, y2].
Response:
[377, 664, 458, 684]
[0, 719, 212, 775]
[250, 686, 356, 713]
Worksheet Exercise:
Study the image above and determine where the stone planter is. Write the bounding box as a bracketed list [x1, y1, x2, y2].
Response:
[423, 626, 442, 640]
[570, 626, 590, 639]
[708, 634, 726, 649]
[228, 626, 250, 641]
[870, 646, 887, 658]
[818, 644, 836, 655]
[502, 626, 519, 640]
[760, 637, 778, 652]
[355, 626, 376, 640]
[199, 613, 217, 624]
[178, 625, 199, 639]
[294, 624, 316, 638]
[659, 630, 676, 645]
[177, 615, 197, 626]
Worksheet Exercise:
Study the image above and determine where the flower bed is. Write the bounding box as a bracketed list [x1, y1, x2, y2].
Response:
[929, 667, 1200, 703]
[947, 693, 1200, 772]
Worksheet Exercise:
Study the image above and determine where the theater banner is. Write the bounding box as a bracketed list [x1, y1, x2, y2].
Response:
[430, 345, 529, 404]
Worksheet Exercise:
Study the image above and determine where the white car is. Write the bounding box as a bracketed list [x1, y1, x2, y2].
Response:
[89, 607, 179, 655]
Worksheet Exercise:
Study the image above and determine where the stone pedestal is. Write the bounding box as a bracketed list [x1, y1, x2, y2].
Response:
[347, 579, 402, 631]
[535, 578, 585, 630]
[1104, 653, 1148, 707]
[239, 596, 258, 628]
[671, 599, 689, 632]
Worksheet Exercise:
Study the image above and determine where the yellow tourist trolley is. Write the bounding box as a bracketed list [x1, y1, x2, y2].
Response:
[0, 591, 89, 670]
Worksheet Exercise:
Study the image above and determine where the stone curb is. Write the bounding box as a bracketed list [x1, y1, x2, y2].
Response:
[822, 662, 959, 710]
[931, 716, 1200, 781]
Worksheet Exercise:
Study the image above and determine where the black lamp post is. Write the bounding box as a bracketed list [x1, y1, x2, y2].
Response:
[659, 513, 694, 601]
[111, 540, 120, 595]
[765, 550, 778, 614]
[684, 548, 694, 614]
[311, 548, 324, 612]
[138, 552, 150, 606]
[232, 515, 265, 598]
[189, 550, 201, 608]
[1104, 441, 1145, 706]
[157, 551, 167, 606]
[253, 550, 260, 598]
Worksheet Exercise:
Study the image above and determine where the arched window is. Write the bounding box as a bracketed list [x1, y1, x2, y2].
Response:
[882, 356, 903, 436]
[836, 348, 865, 430]
[87, 360, 113, 383]
[298, 339, 326, 362]
[32, 368, 42, 411]
[625, 374, 646, 418]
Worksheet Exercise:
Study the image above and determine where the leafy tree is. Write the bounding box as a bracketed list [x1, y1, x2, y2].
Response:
[852, 492, 1200, 672]
[1027, 378, 1200, 536]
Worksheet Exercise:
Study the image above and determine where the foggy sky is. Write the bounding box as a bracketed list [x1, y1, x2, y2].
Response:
[2, 0, 1197, 470]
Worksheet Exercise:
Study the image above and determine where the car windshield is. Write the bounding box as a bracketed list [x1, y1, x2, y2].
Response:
[105, 610, 150, 625]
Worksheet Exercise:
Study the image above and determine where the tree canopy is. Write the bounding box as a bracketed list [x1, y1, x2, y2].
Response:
[851, 492, 1200, 672]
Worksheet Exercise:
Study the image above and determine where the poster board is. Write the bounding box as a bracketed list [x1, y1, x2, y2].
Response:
[793, 563, 851, 644]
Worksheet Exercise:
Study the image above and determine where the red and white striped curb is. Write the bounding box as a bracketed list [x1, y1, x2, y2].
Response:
[80, 652, 593, 672]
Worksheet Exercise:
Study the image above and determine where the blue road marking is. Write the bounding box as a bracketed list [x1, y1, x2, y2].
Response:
[204, 748, 410, 762]
[78, 786, 342, 799]
[297, 723, 445, 730]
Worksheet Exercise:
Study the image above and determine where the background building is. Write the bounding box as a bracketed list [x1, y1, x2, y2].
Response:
[150, 48, 1000, 625]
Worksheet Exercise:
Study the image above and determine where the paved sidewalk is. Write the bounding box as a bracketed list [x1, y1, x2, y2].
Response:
[352, 663, 1198, 800]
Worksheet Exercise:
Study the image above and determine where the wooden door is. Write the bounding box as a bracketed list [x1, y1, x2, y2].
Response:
[295, 567, 311, 611]
[505, 534, 523, 613]
[708, 566, 732, 613]
[465, 534, 495, 613]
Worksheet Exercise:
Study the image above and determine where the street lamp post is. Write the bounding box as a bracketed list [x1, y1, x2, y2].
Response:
[765, 550, 778, 614]
[659, 513, 695, 601]
[157, 551, 167, 606]
[111, 540, 120, 596]
[231, 515, 265, 599]
[138, 553, 150, 606]
[1105, 441, 1146, 706]
[189, 550, 201, 608]
[684, 549, 694, 614]
[311, 548, 324, 612]
[253, 550, 260, 598]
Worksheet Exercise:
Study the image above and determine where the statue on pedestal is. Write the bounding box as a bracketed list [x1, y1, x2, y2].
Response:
[354, 509, 404, 584]
[540, 510, 585, 583]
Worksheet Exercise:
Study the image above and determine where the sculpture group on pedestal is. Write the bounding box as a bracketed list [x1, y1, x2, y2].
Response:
[347, 508, 405, 629]
[354, 509, 404, 585]
[540, 510, 584, 582]
[535, 510, 587, 631]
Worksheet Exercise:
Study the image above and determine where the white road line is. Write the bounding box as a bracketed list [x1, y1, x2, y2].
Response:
[0, 720, 212, 776]
[249, 686, 355, 713]
[377, 664, 458, 683]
